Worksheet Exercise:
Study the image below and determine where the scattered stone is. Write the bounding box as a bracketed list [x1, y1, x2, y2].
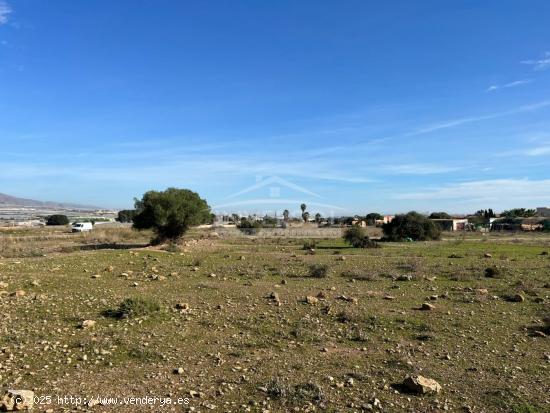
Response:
[239, 256, 246, 261]
[91, 274, 101, 279]
[420, 302, 435, 311]
[336, 295, 358, 304]
[305, 296, 319, 305]
[174, 367, 184, 375]
[105, 265, 114, 272]
[0, 389, 35, 411]
[506, 293, 525, 303]
[0, 281, 8, 289]
[80, 320, 96, 329]
[338, 256, 346, 261]
[10, 290, 26, 298]
[484, 253, 492, 258]
[383, 295, 396, 300]
[396, 275, 413, 281]
[175, 303, 191, 313]
[401, 375, 441, 394]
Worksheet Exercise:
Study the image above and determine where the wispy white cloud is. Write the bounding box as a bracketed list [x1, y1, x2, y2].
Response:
[395, 179, 550, 206]
[0, 1, 11, 25]
[521, 52, 550, 71]
[384, 163, 461, 175]
[486, 79, 532, 92]
[410, 100, 550, 136]
[525, 145, 550, 156]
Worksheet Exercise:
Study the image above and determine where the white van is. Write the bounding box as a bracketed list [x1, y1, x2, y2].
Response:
[72, 222, 93, 232]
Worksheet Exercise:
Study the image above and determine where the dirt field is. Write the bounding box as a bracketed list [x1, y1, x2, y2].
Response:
[0, 228, 549, 412]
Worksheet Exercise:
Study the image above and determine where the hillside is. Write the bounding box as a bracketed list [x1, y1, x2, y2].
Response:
[0, 192, 98, 210]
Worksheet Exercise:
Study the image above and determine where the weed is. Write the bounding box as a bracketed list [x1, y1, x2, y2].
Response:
[309, 264, 329, 278]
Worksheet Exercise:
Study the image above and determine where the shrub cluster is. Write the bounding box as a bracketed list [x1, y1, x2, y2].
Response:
[382, 211, 441, 241]
[343, 226, 379, 248]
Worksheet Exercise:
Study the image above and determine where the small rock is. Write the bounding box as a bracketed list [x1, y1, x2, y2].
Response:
[0, 389, 35, 411]
[396, 275, 413, 281]
[175, 303, 190, 311]
[174, 367, 184, 374]
[484, 253, 492, 258]
[80, 320, 96, 329]
[10, 290, 26, 297]
[507, 294, 525, 303]
[420, 302, 435, 311]
[401, 375, 441, 394]
[305, 296, 319, 305]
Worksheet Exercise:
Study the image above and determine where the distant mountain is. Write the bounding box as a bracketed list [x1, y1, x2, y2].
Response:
[0, 193, 99, 210]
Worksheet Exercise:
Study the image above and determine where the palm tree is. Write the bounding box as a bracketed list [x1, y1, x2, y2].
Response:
[300, 203, 307, 213]
[315, 213, 322, 223]
[283, 209, 289, 222]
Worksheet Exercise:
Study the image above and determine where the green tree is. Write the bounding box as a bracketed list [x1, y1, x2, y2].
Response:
[302, 211, 310, 223]
[283, 209, 289, 222]
[501, 208, 536, 218]
[428, 212, 451, 219]
[132, 188, 211, 242]
[382, 211, 441, 241]
[117, 209, 136, 223]
[46, 214, 69, 226]
[365, 212, 383, 225]
[314, 213, 322, 223]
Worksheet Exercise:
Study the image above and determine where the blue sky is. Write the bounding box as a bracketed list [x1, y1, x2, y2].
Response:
[1, 1, 550, 215]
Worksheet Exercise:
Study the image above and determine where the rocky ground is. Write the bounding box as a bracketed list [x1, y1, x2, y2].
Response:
[0, 231, 549, 412]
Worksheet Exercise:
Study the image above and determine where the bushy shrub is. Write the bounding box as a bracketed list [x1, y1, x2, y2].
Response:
[117, 209, 136, 223]
[302, 239, 317, 250]
[309, 264, 329, 278]
[484, 267, 501, 278]
[106, 297, 160, 319]
[382, 212, 441, 241]
[46, 214, 69, 226]
[237, 218, 262, 235]
[343, 226, 379, 248]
